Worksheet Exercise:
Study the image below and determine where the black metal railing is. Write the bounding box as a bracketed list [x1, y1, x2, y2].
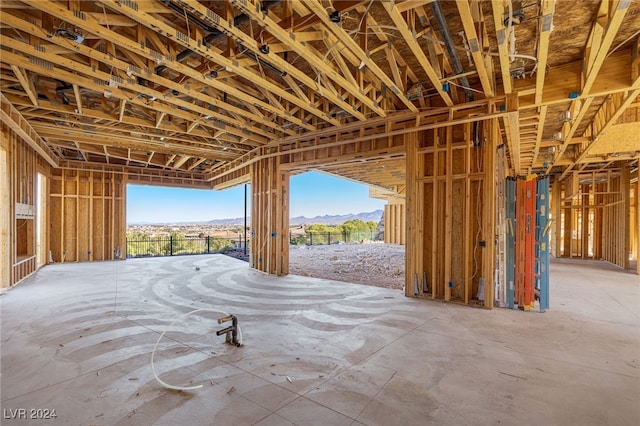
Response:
[126, 235, 244, 258]
[290, 231, 380, 246]
[127, 231, 382, 258]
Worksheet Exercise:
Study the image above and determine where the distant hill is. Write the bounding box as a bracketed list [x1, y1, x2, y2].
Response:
[205, 209, 383, 226]
[289, 209, 383, 226]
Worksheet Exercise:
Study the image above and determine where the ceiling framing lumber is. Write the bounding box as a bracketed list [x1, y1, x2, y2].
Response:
[301, 0, 418, 112]
[559, 89, 640, 180]
[160, 0, 363, 122]
[582, 0, 630, 96]
[534, 0, 556, 105]
[382, 1, 453, 107]
[0, 0, 638, 188]
[455, 0, 494, 98]
[502, 94, 521, 174]
[9, 65, 38, 107]
[229, 0, 388, 117]
[19, 2, 312, 135]
[0, 93, 59, 168]
[97, 0, 337, 128]
[491, 0, 512, 95]
[545, 97, 594, 174]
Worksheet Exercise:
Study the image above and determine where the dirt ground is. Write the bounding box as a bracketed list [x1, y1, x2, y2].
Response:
[289, 243, 405, 290]
[225, 242, 406, 290]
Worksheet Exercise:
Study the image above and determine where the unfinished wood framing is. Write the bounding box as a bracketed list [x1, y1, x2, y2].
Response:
[383, 202, 406, 245]
[0, 140, 9, 290]
[552, 166, 637, 270]
[49, 169, 126, 263]
[405, 118, 498, 307]
[2, 1, 640, 306]
[1, 123, 48, 286]
[250, 156, 289, 276]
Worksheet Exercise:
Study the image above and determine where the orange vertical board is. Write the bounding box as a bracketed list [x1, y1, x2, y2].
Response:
[515, 179, 526, 308]
[524, 178, 537, 310]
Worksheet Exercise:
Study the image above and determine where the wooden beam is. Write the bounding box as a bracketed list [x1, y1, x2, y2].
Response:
[155, 111, 166, 129]
[491, 1, 512, 94]
[0, 93, 59, 168]
[173, 155, 190, 170]
[186, 120, 199, 134]
[228, 0, 384, 117]
[7, 4, 315, 133]
[530, 105, 547, 174]
[582, 0, 630, 96]
[165, 0, 368, 120]
[98, 0, 336, 128]
[396, 0, 435, 13]
[8, 94, 245, 147]
[503, 94, 521, 174]
[9, 65, 38, 106]
[164, 154, 176, 168]
[560, 89, 640, 180]
[302, 0, 418, 112]
[187, 157, 206, 171]
[118, 99, 126, 122]
[72, 84, 82, 114]
[546, 97, 594, 174]
[534, 0, 556, 105]
[0, 42, 270, 144]
[382, 1, 454, 106]
[455, 0, 494, 98]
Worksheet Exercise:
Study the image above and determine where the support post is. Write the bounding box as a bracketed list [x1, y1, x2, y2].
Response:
[244, 183, 247, 257]
[250, 156, 289, 275]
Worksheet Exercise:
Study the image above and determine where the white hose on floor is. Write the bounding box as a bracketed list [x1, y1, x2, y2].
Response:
[150, 308, 243, 391]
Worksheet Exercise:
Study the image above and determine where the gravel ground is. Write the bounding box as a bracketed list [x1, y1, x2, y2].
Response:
[225, 243, 406, 290]
[289, 242, 405, 290]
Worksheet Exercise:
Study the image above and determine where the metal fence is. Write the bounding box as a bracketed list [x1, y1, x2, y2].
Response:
[290, 231, 379, 246]
[126, 235, 244, 258]
[126, 231, 382, 258]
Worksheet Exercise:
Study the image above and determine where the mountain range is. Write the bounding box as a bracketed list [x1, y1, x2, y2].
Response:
[205, 209, 383, 226]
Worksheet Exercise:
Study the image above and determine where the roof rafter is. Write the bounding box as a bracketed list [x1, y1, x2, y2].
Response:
[582, 0, 630, 96]
[534, 0, 556, 104]
[382, 1, 453, 106]
[229, 0, 387, 117]
[455, 0, 494, 98]
[302, 0, 418, 112]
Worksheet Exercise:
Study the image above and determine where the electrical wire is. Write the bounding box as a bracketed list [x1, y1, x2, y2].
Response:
[446, 80, 485, 95]
[150, 308, 243, 391]
[607, 29, 640, 58]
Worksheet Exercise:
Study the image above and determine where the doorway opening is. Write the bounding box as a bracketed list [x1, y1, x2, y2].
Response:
[288, 171, 403, 289]
[36, 173, 47, 266]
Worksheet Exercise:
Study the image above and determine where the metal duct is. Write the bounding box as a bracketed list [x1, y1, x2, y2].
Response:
[156, 0, 283, 76]
[429, 0, 474, 101]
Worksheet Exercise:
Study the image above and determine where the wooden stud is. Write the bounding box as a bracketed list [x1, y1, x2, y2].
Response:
[534, 0, 556, 105]
[0, 141, 9, 289]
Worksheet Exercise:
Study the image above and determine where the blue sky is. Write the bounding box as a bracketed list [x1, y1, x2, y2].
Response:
[126, 171, 384, 223]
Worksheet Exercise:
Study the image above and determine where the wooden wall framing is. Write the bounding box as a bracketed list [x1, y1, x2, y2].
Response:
[384, 202, 406, 245]
[552, 164, 638, 273]
[1, 123, 50, 287]
[405, 117, 499, 307]
[49, 168, 126, 263]
[250, 156, 289, 276]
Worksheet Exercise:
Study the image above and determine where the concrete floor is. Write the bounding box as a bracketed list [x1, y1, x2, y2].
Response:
[1, 255, 638, 426]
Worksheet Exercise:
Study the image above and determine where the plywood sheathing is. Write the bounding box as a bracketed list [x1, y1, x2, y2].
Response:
[49, 168, 126, 263]
[405, 116, 498, 307]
